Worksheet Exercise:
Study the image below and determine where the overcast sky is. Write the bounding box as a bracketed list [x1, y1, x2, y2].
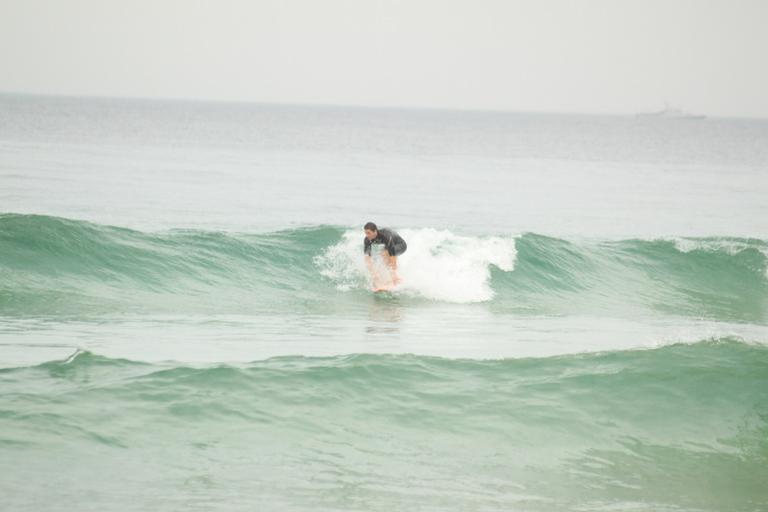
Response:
[1, 0, 766, 117]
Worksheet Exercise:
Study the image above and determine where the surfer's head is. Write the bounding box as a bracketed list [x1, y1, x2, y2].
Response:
[364, 222, 378, 240]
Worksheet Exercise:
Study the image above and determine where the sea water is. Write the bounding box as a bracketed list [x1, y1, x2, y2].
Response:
[1, 94, 767, 511]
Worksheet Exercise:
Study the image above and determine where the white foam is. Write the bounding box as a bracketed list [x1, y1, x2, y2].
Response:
[671, 237, 768, 277]
[672, 238, 752, 255]
[315, 228, 517, 303]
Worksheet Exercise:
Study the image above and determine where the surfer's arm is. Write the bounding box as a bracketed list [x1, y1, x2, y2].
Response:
[383, 232, 396, 255]
[363, 238, 374, 272]
[365, 254, 375, 274]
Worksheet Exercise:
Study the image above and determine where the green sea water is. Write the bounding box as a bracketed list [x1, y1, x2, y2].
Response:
[1, 342, 767, 511]
[1, 95, 767, 510]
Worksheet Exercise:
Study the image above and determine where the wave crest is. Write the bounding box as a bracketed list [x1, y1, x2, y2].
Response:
[1, 214, 766, 320]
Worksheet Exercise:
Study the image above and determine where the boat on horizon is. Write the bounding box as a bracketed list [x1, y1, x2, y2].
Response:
[635, 103, 706, 120]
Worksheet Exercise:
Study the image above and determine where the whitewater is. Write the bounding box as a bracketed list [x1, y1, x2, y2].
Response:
[1, 94, 767, 511]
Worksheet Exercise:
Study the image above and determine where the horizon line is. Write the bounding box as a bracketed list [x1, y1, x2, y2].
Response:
[3, 90, 761, 121]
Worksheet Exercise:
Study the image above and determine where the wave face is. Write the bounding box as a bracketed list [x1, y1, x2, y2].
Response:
[2, 213, 767, 322]
[1, 339, 766, 511]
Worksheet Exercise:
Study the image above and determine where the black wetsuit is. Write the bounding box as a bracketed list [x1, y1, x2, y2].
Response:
[364, 228, 407, 257]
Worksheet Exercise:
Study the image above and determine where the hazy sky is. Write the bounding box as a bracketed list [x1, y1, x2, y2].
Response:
[1, 0, 766, 117]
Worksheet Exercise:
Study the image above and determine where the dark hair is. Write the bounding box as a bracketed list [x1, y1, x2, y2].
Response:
[364, 222, 378, 232]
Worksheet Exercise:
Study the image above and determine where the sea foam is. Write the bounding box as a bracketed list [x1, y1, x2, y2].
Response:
[315, 228, 517, 302]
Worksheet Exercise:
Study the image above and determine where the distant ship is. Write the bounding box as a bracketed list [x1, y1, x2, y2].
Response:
[635, 104, 706, 120]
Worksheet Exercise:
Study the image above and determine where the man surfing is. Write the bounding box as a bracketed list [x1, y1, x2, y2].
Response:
[363, 222, 407, 291]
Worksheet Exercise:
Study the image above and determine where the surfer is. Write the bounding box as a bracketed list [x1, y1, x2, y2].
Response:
[363, 222, 407, 288]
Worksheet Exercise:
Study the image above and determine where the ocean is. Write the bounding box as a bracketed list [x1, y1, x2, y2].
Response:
[1, 94, 767, 511]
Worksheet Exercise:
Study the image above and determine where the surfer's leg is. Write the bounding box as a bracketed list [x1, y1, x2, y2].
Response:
[386, 242, 405, 284]
[386, 254, 400, 284]
[366, 254, 382, 286]
[369, 250, 389, 288]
